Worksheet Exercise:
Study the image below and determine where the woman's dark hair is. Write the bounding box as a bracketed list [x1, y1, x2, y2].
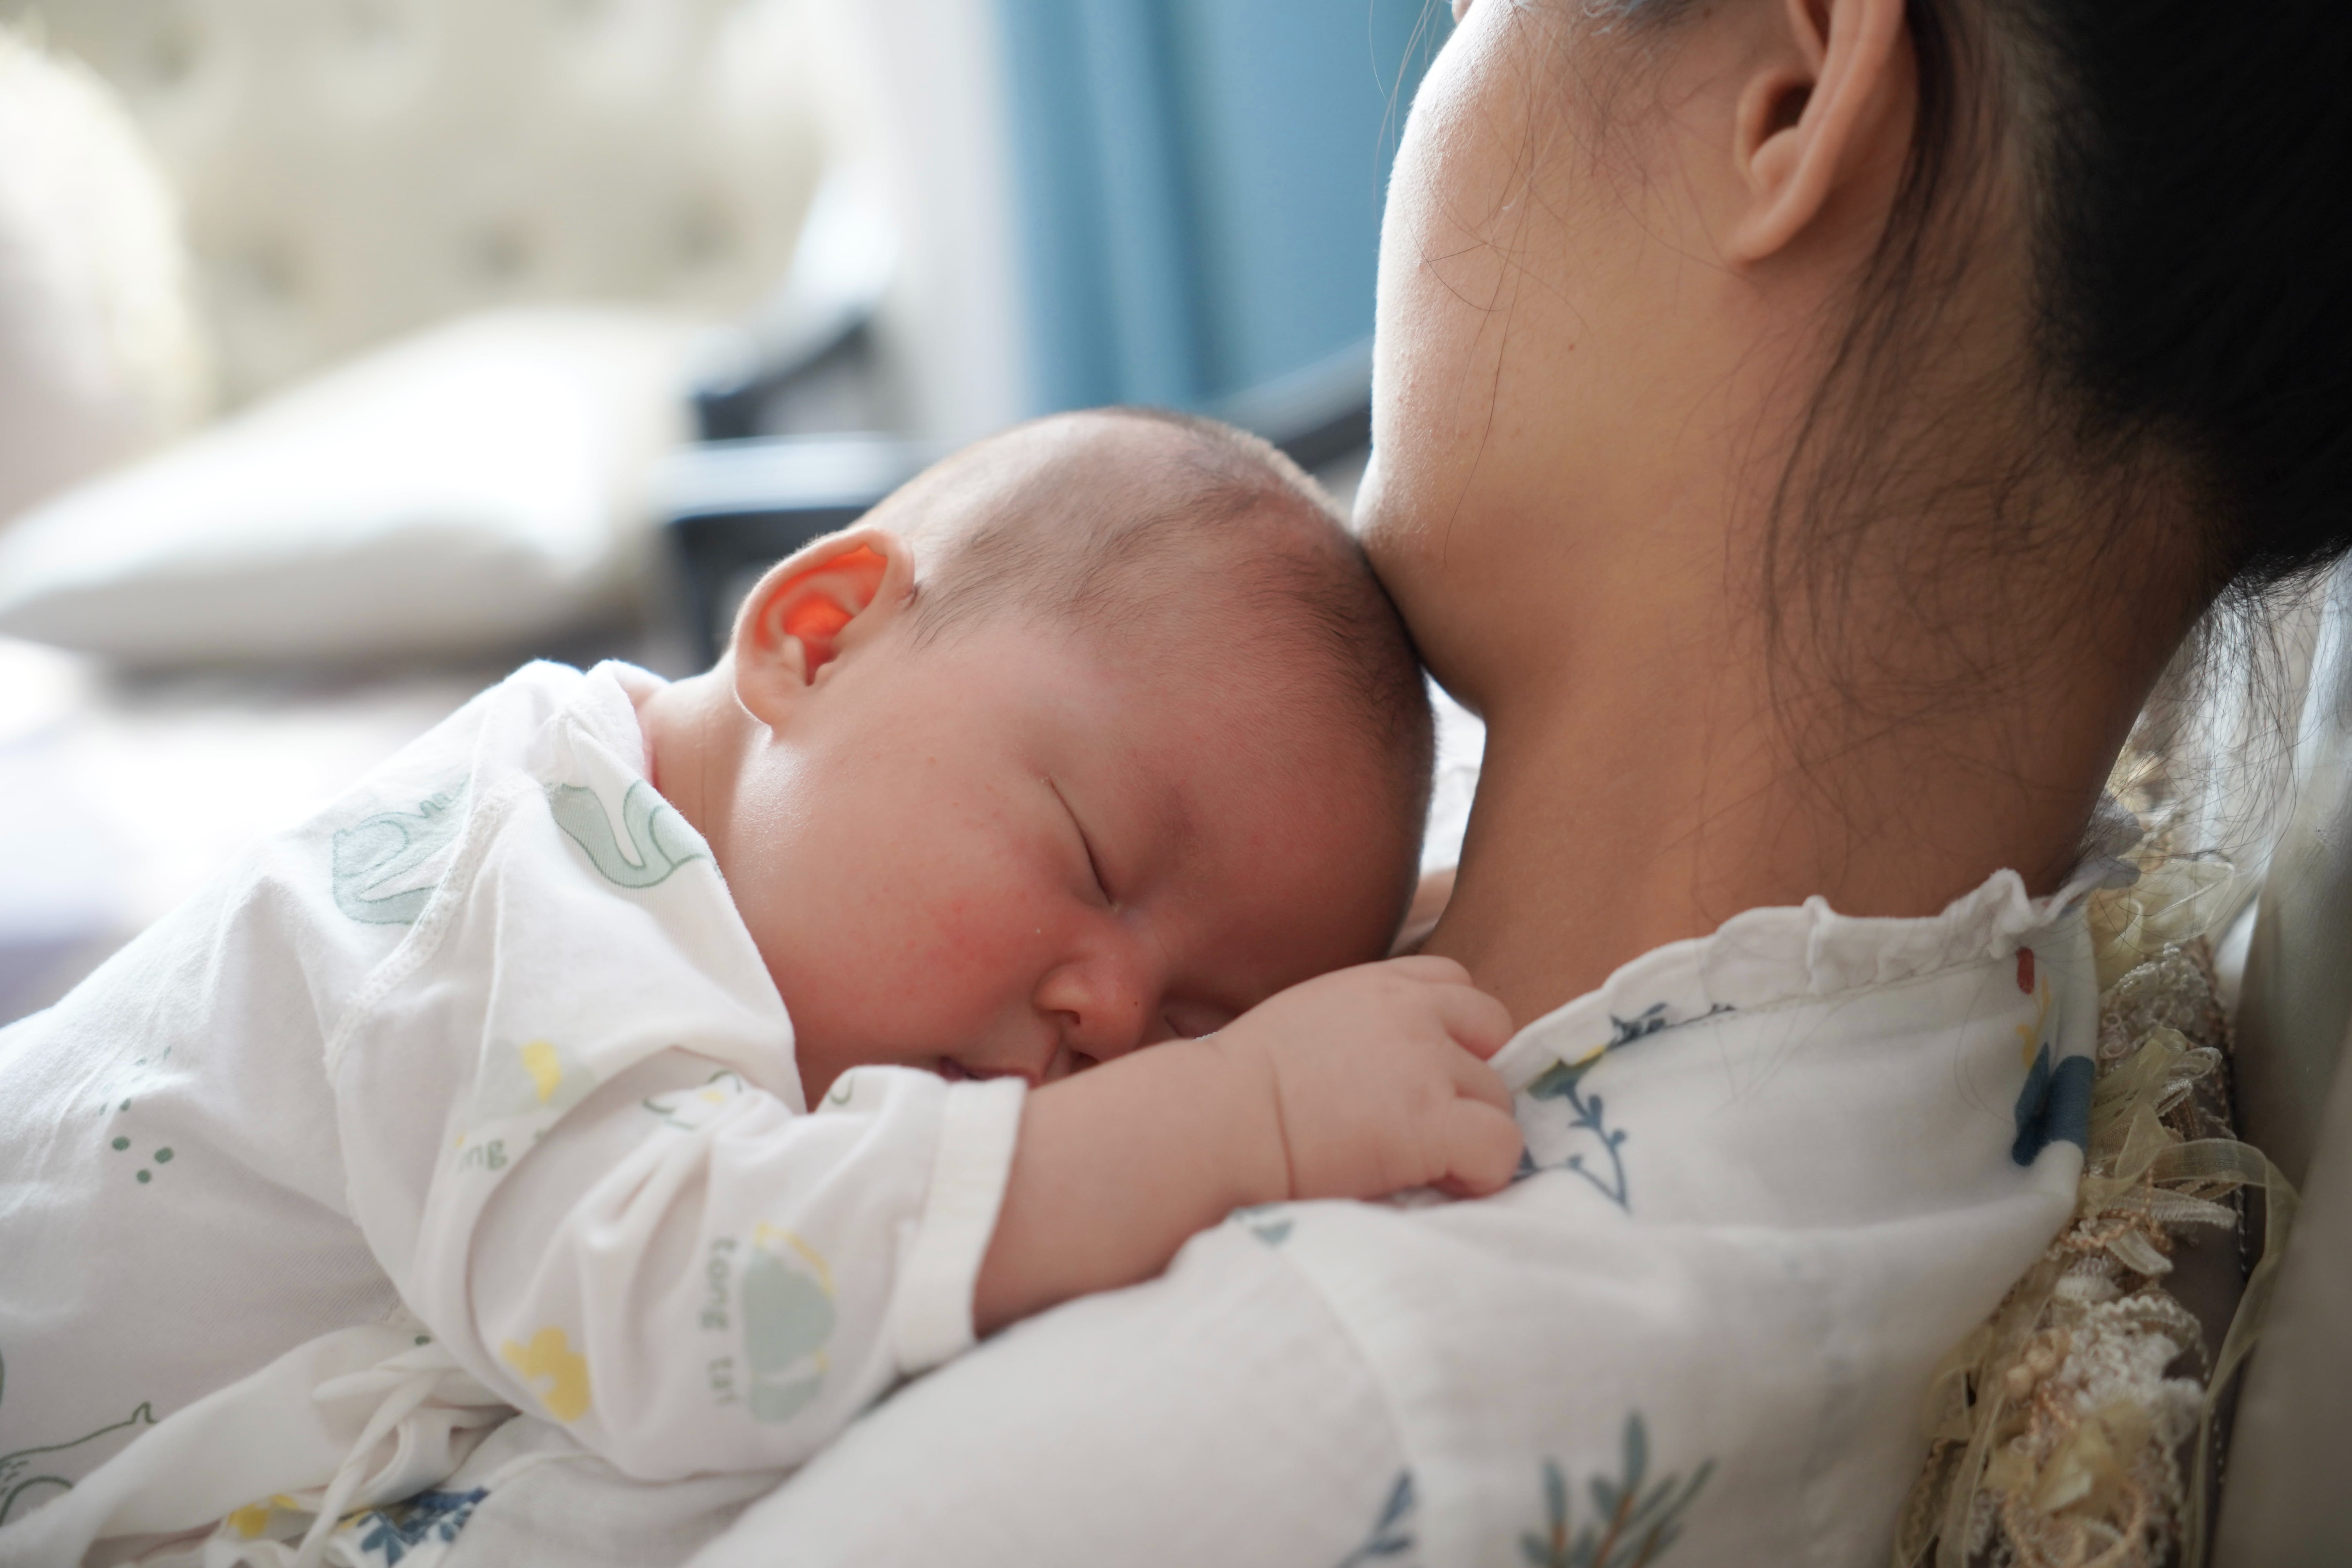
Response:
[2024, 0, 2352, 601]
[1730, 0, 2352, 619]
[1590, 0, 2351, 829]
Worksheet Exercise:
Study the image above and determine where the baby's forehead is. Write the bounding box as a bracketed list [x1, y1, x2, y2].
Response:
[921, 416, 1238, 535]
[1069, 620, 1400, 797]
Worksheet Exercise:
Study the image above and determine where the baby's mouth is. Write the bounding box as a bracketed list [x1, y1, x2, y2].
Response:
[936, 1058, 1036, 1086]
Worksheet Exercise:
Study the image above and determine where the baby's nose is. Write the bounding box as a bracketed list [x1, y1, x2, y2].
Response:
[1034, 951, 1156, 1067]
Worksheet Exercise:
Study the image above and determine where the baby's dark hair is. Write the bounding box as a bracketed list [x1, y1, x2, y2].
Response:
[874, 406, 1434, 850]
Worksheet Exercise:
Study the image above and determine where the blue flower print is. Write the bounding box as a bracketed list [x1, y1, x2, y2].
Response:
[1606, 1005, 1673, 1047]
[1516, 1004, 1731, 1212]
[1522, 1414, 1713, 1568]
[2011, 1043, 2093, 1166]
[2007, 947, 2091, 1165]
[1334, 1471, 1417, 1567]
[1521, 1050, 1632, 1211]
[352, 1488, 488, 1564]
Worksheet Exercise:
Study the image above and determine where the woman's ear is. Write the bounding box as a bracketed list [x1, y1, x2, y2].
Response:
[1728, 0, 1909, 265]
[731, 526, 916, 729]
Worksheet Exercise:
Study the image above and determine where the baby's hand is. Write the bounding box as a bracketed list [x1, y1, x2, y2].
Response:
[1213, 955, 1523, 1202]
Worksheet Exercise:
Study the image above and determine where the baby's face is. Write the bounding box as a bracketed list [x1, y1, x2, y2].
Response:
[718, 615, 1410, 1102]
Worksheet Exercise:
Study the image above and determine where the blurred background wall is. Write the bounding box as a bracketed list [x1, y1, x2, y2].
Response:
[997, 0, 1433, 417]
[5, 0, 828, 409]
[2, 0, 1441, 450]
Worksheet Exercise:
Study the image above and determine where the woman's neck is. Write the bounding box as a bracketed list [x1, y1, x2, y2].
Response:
[1419, 572, 2170, 1029]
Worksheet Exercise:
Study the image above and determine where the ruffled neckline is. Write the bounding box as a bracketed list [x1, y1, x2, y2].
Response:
[1490, 866, 2108, 1093]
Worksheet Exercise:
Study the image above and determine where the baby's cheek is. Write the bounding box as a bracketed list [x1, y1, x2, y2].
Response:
[908, 881, 1041, 977]
[872, 873, 1051, 1026]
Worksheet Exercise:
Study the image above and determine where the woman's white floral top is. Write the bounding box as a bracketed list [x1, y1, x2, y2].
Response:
[686, 867, 2104, 1568]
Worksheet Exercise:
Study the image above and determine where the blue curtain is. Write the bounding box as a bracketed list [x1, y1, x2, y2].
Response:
[996, 0, 1448, 417]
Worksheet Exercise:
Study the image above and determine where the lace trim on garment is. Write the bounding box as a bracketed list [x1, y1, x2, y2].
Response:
[1894, 848, 2298, 1568]
[1491, 864, 2118, 1093]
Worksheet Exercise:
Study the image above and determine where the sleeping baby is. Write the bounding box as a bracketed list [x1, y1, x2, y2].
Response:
[0, 408, 1521, 1563]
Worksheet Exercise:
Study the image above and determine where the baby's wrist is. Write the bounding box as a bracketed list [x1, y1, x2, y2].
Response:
[1196, 1031, 1296, 1209]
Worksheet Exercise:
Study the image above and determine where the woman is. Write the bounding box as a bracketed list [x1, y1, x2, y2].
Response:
[683, 0, 2350, 1561]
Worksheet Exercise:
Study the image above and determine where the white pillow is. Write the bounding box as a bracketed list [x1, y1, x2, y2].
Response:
[0, 307, 693, 664]
[0, 27, 209, 523]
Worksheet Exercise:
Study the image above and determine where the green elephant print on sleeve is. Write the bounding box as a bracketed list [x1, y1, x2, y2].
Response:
[331, 783, 469, 925]
[740, 1229, 836, 1425]
[547, 781, 705, 890]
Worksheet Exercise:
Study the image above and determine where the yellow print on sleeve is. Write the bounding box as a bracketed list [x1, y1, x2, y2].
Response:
[500, 1326, 592, 1423]
[463, 1038, 596, 1148]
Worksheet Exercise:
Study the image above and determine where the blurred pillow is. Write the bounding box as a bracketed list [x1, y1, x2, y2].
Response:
[0, 27, 210, 523]
[0, 307, 693, 665]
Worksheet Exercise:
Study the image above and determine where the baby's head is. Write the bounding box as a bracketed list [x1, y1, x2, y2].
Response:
[646, 408, 1433, 1100]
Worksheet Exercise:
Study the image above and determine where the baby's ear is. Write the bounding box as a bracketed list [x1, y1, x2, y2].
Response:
[731, 527, 915, 724]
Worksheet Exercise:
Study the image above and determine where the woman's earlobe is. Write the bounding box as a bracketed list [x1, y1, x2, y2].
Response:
[1740, 67, 1825, 231]
[730, 529, 914, 727]
[1728, 0, 1907, 265]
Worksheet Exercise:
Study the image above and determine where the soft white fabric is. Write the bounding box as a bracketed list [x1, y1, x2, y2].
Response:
[687, 1221, 1412, 1568]
[0, 661, 1024, 1560]
[382, 1416, 777, 1568]
[0, 1318, 508, 1568]
[0, 309, 691, 665]
[0, 26, 208, 524]
[229, 1415, 778, 1568]
[686, 868, 2103, 1568]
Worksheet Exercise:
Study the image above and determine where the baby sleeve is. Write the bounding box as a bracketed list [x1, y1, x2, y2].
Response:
[326, 769, 1027, 1482]
[450, 1054, 1021, 1479]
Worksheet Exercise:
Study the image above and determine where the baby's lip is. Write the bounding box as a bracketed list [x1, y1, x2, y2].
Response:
[936, 1057, 1044, 1087]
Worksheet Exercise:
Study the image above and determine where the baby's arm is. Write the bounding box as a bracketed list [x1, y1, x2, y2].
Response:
[973, 955, 1521, 1335]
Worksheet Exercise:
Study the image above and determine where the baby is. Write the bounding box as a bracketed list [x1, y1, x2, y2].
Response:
[0, 409, 1518, 1560]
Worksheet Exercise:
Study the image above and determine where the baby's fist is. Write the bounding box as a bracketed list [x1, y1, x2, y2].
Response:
[1214, 956, 1522, 1203]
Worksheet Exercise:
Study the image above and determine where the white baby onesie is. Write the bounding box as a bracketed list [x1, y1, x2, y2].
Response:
[0, 661, 1025, 1550]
